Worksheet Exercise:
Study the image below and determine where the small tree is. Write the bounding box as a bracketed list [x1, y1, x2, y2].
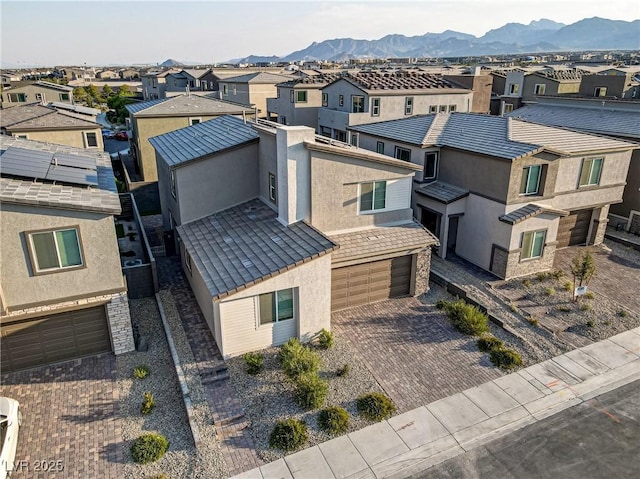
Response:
[570, 249, 596, 302]
[102, 84, 114, 97]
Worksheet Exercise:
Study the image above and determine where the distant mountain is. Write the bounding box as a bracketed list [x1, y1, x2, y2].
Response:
[160, 59, 185, 67]
[232, 17, 639, 63]
[228, 55, 281, 64]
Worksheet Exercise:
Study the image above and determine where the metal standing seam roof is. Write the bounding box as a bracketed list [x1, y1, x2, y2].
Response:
[131, 95, 254, 117]
[125, 98, 168, 114]
[177, 199, 337, 300]
[149, 115, 258, 167]
[499, 204, 569, 225]
[415, 181, 469, 204]
[219, 72, 294, 84]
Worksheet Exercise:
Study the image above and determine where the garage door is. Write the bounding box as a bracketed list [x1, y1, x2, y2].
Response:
[1, 306, 111, 372]
[557, 209, 592, 248]
[331, 256, 412, 311]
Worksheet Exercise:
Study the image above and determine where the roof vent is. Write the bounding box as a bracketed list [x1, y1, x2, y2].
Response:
[241, 259, 254, 268]
[366, 235, 381, 241]
[223, 236, 234, 244]
[271, 235, 283, 244]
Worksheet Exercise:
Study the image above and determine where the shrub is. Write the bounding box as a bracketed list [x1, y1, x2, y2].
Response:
[536, 272, 549, 282]
[477, 336, 503, 353]
[489, 348, 523, 370]
[243, 352, 264, 375]
[294, 374, 328, 410]
[436, 299, 448, 310]
[586, 320, 595, 328]
[522, 279, 532, 287]
[357, 392, 396, 422]
[580, 303, 591, 312]
[545, 287, 556, 297]
[618, 310, 628, 317]
[269, 419, 308, 451]
[318, 406, 350, 435]
[551, 269, 564, 280]
[130, 433, 169, 464]
[585, 292, 595, 300]
[317, 329, 335, 349]
[279, 339, 321, 379]
[133, 365, 150, 379]
[140, 391, 155, 415]
[439, 299, 489, 336]
[336, 364, 350, 377]
[562, 281, 573, 292]
[556, 305, 572, 313]
[527, 318, 540, 327]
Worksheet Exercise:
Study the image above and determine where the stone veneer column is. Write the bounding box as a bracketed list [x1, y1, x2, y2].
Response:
[414, 248, 432, 296]
[590, 219, 609, 245]
[106, 292, 136, 354]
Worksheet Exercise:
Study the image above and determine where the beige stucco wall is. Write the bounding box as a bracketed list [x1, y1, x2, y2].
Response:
[506, 153, 559, 204]
[0, 203, 124, 310]
[1, 84, 73, 107]
[257, 128, 278, 208]
[610, 149, 640, 218]
[508, 213, 561, 250]
[8, 127, 104, 150]
[267, 86, 324, 129]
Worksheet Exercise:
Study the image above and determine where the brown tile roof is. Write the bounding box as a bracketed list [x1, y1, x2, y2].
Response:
[343, 71, 462, 91]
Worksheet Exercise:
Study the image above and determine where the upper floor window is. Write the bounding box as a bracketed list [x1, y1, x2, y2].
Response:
[579, 158, 603, 187]
[35, 93, 44, 101]
[448, 105, 456, 112]
[295, 90, 307, 103]
[222, 84, 228, 95]
[352, 95, 365, 113]
[360, 180, 387, 213]
[509, 83, 519, 94]
[259, 289, 294, 325]
[405, 97, 413, 115]
[338, 94, 344, 107]
[268, 173, 277, 204]
[424, 152, 438, 181]
[189, 118, 201, 125]
[503, 103, 514, 114]
[429, 105, 437, 114]
[394, 146, 411, 162]
[376, 141, 384, 155]
[8, 93, 26, 103]
[322, 92, 328, 107]
[59, 93, 70, 101]
[170, 169, 176, 198]
[371, 97, 380, 116]
[520, 165, 542, 195]
[84, 132, 98, 148]
[28, 227, 83, 273]
[439, 105, 447, 113]
[521, 230, 546, 260]
[594, 87, 607, 97]
[534, 84, 546, 95]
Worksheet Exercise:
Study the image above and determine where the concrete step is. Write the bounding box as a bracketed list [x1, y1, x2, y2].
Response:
[201, 371, 230, 384]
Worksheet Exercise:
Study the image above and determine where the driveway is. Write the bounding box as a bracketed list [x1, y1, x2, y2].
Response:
[0, 355, 123, 479]
[332, 295, 503, 413]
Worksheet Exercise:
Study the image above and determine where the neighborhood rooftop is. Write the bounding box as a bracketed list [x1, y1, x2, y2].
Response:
[177, 198, 337, 300]
[125, 94, 253, 117]
[341, 71, 465, 91]
[5, 109, 100, 131]
[125, 98, 168, 114]
[533, 69, 583, 81]
[0, 103, 54, 127]
[277, 73, 342, 87]
[499, 204, 569, 225]
[219, 72, 294, 84]
[415, 180, 470, 204]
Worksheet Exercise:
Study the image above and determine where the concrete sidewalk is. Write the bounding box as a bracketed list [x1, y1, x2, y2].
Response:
[232, 328, 640, 479]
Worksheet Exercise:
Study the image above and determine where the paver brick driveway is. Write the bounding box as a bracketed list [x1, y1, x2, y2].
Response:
[332, 295, 503, 412]
[0, 354, 122, 479]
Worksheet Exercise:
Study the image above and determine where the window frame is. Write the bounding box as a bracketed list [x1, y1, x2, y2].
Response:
[295, 90, 308, 103]
[170, 168, 176, 198]
[405, 97, 414, 115]
[394, 146, 411, 162]
[534, 83, 546, 95]
[8, 93, 26, 103]
[359, 180, 387, 213]
[509, 83, 519, 94]
[579, 158, 603, 187]
[268, 172, 277, 204]
[376, 141, 385, 155]
[424, 152, 439, 181]
[429, 105, 438, 114]
[351, 95, 365, 113]
[338, 94, 344, 107]
[258, 288, 295, 326]
[59, 93, 70, 101]
[26, 226, 85, 275]
[371, 97, 380, 116]
[322, 92, 328, 107]
[520, 230, 546, 260]
[222, 84, 228, 95]
[189, 117, 201, 125]
[503, 103, 514, 114]
[519, 165, 542, 196]
[594, 86, 607, 97]
[448, 104, 457, 112]
[84, 131, 99, 148]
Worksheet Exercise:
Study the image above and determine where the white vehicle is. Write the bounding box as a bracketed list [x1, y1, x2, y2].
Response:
[0, 398, 21, 479]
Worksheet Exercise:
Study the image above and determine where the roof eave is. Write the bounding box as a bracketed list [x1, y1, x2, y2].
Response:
[304, 141, 423, 172]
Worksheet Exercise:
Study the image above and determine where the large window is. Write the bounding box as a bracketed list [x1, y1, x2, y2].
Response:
[594, 87, 607, 97]
[371, 97, 380, 116]
[509, 83, 519, 94]
[376, 141, 385, 154]
[259, 289, 294, 325]
[521, 230, 546, 260]
[405, 97, 413, 115]
[268, 173, 277, 203]
[579, 158, 603, 187]
[8, 93, 26, 103]
[28, 228, 83, 273]
[322, 92, 328, 107]
[394, 146, 411, 162]
[352, 95, 365, 113]
[534, 84, 546, 95]
[520, 165, 542, 195]
[424, 152, 438, 180]
[59, 93, 70, 101]
[84, 132, 98, 148]
[295, 90, 308, 103]
[360, 181, 387, 212]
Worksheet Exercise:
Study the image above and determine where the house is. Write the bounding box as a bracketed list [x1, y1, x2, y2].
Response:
[507, 97, 640, 234]
[125, 94, 256, 181]
[119, 69, 139, 80]
[490, 69, 525, 115]
[521, 70, 583, 102]
[141, 69, 180, 100]
[150, 116, 437, 358]
[0, 137, 135, 372]
[0, 81, 74, 108]
[443, 67, 494, 113]
[96, 70, 119, 80]
[317, 71, 473, 142]
[164, 69, 212, 95]
[218, 72, 294, 117]
[578, 72, 640, 99]
[0, 103, 104, 150]
[349, 113, 636, 279]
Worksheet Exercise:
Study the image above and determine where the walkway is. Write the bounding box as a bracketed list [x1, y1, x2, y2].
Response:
[232, 328, 640, 479]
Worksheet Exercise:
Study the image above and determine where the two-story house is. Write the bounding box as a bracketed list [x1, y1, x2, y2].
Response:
[164, 69, 212, 96]
[317, 71, 473, 142]
[0, 137, 135, 372]
[522, 70, 583, 102]
[218, 72, 295, 117]
[1, 81, 74, 108]
[578, 72, 640, 100]
[150, 116, 437, 358]
[141, 70, 180, 100]
[349, 113, 635, 279]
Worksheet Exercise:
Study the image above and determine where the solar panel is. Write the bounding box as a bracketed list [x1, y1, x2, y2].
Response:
[46, 164, 99, 186]
[0, 147, 51, 179]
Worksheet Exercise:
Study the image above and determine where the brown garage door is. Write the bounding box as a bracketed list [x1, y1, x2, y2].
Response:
[331, 256, 412, 311]
[557, 209, 592, 248]
[1, 306, 111, 372]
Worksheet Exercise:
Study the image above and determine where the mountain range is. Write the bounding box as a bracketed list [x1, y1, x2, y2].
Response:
[229, 17, 640, 63]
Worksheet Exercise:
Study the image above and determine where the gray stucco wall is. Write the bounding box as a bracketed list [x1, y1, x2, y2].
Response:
[610, 149, 640, 218]
[257, 128, 278, 208]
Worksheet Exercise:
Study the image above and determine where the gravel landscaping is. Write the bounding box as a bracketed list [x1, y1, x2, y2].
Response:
[227, 334, 386, 463]
[117, 297, 226, 479]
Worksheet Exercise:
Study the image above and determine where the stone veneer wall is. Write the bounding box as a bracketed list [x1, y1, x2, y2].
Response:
[589, 219, 608, 246]
[629, 213, 640, 235]
[492, 243, 557, 279]
[414, 247, 432, 296]
[106, 292, 136, 354]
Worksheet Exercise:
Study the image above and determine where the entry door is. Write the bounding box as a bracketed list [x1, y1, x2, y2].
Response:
[447, 216, 459, 252]
[421, 208, 440, 236]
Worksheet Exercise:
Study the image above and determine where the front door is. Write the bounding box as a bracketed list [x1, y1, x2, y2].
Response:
[447, 216, 459, 253]
[421, 208, 440, 236]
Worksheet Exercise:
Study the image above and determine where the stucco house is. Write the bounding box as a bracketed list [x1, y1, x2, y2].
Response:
[1, 81, 74, 108]
[0, 137, 135, 372]
[578, 72, 640, 100]
[141, 69, 180, 100]
[164, 69, 212, 95]
[150, 116, 437, 358]
[125, 94, 256, 181]
[218, 72, 294, 117]
[349, 113, 636, 279]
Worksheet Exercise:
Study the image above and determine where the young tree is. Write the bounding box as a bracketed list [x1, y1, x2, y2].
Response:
[73, 86, 87, 103]
[570, 249, 596, 301]
[102, 84, 114, 97]
[118, 84, 133, 97]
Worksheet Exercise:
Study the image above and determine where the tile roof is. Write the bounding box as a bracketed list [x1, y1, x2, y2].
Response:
[415, 181, 469, 204]
[499, 204, 569, 225]
[0, 136, 120, 215]
[128, 94, 254, 117]
[125, 98, 167, 114]
[49, 102, 101, 116]
[149, 115, 258, 167]
[532, 70, 583, 81]
[6, 110, 100, 131]
[0, 103, 53, 128]
[340, 71, 465, 92]
[219, 72, 294, 84]
[277, 73, 341, 87]
[329, 222, 438, 263]
[177, 199, 337, 300]
[34, 80, 74, 92]
[181, 69, 211, 79]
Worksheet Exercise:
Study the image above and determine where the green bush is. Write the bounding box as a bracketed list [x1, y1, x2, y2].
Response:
[243, 352, 264, 375]
[551, 269, 564, 280]
[536, 272, 549, 282]
[522, 279, 532, 287]
[586, 319, 595, 328]
[279, 338, 321, 379]
[336, 364, 350, 377]
[317, 329, 335, 349]
[130, 433, 169, 464]
[580, 303, 591, 312]
[357, 392, 396, 422]
[585, 292, 595, 300]
[477, 336, 503, 353]
[269, 418, 308, 451]
[133, 365, 150, 379]
[318, 406, 350, 435]
[562, 281, 573, 291]
[489, 348, 523, 370]
[618, 310, 628, 317]
[294, 374, 328, 410]
[436, 299, 448, 310]
[439, 300, 489, 336]
[140, 391, 155, 415]
[545, 287, 556, 296]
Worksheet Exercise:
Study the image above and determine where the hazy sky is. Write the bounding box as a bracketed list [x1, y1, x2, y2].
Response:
[1, 0, 638, 67]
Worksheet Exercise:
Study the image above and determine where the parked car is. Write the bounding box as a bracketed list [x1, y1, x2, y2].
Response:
[114, 131, 129, 141]
[102, 129, 116, 139]
[0, 398, 21, 479]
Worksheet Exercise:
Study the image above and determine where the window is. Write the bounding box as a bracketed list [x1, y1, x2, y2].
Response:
[338, 94, 344, 107]
[222, 84, 228, 95]
[521, 230, 546, 260]
[189, 118, 201, 125]
[360, 181, 387, 212]
[35, 93, 44, 101]
[8, 93, 26, 103]
[259, 289, 294, 325]
[295, 90, 307, 103]
[503, 103, 514, 114]
[28, 228, 83, 273]
[152, 79, 158, 88]
[268, 173, 277, 203]
[170, 169, 176, 198]
[15, 134, 28, 139]
[290, 90, 295, 102]
[534, 84, 546, 95]
[232, 84, 237, 94]
[59, 93, 70, 101]
[405, 97, 413, 115]
[520, 165, 542, 195]
[334, 130, 347, 142]
[350, 133, 358, 147]
[84, 132, 98, 148]
[185, 250, 192, 272]
[376, 141, 385, 154]
[352, 95, 364, 113]
[277, 88, 281, 98]
[371, 97, 380, 116]
[429, 105, 438, 114]
[439, 105, 447, 113]
[448, 105, 456, 112]
[579, 158, 603, 187]
[322, 92, 328, 107]
[509, 83, 519, 94]
[594, 87, 607, 97]
[424, 152, 438, 180]
[279, 115, 287, 125]
[394, 146, 411, 162]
